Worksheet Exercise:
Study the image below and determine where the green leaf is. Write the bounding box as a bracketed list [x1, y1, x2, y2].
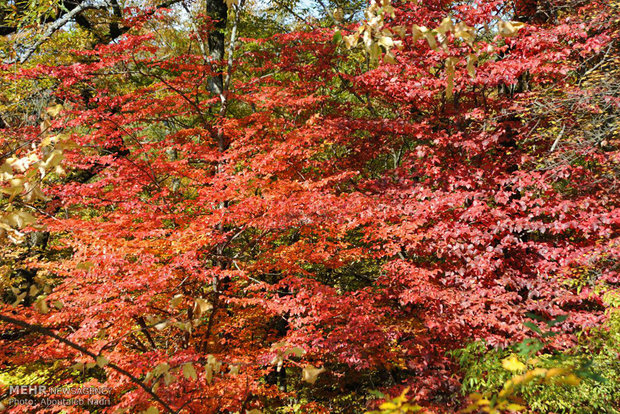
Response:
[547, 314, 568, 327]
[368, 389, 386, 398]
[523, 321, 542, 334]
[525, 312, 546, 322]
[333, 31, 343, 44]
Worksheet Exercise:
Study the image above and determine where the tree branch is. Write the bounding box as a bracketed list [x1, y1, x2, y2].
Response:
[0, 313, 177, 414]
[11, 0, 106, 64]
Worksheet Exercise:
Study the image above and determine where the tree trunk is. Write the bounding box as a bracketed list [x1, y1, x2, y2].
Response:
[206, 0, 228, 95]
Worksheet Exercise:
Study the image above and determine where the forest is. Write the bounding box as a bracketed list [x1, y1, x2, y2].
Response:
[0, 0, 618, 413]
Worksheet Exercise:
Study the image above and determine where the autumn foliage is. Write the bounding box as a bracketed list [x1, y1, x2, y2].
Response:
[0, 0, 618, 413]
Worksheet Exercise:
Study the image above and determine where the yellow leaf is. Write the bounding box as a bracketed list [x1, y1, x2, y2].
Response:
[436, 16, 453, 35]
[4, 211, 36, 229]
[392, 25, 406, 38]
[11, 291, 27, 306]
[446, 74, 455, 98]
[384, 51, 397, 64]
[344, 34, 359, 49]
[424, 31, 438, 50]
[333, 8, 344, 21]
[286, 346, 305, 357]
[0, 161, 13, 180]
[370, 42, 380, 61]
[205, 363, 213, 384]
[411, 25, 424, 42]
[42, 150, 63, 169]
[378, 36, 394, 48]
[71, 362, 84, 371]
[502, 355, 526, 372]
[302, 364, 325, 384]
[445, 57, 457, 98]
[206, 354, 221, 374]
[176, 321, 192, 333]
[96, 355, 109, 367]
[76, 261, 94, 271]
[498, 21, 525, 37]
[545, 368, 565, 378]
[24, 182, 49, 202]
[182, 363, 197, 380]
[454, 22, 475, 43]
[153, 362, 170, 377]
[170, 294, 183, 308]
[194, 298, 212, 316]
[154, 321, 168, 330]
[469, 392, 483, 401]
[379, 402, 398, 410]
[467, 54, 477, 77]
[3, 177, 24, 197]
[558, 374, 581, 386]
[46, 104, 63, 118]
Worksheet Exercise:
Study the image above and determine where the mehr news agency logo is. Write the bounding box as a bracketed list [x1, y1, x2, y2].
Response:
[3, 384, 111, 408]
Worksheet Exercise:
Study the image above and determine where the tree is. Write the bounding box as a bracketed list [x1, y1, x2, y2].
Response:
[0, 0, 618, 412]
